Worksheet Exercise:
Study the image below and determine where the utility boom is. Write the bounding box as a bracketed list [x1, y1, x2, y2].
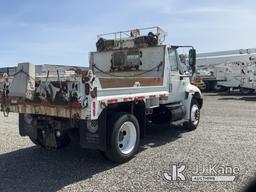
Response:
[196, 48, 256, 92]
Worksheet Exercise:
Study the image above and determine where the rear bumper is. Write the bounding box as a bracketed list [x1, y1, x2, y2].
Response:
[0, 98, 85, 119]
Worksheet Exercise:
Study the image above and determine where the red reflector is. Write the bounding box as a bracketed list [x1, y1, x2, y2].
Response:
[85, 83, 90, 95]
[91, 87, 97, 98]
[91, 91, 97, 98]
[92, 101, 96, 116]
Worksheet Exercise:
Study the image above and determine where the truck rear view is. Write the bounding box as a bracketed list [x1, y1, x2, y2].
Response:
[0, 27, 203, 163]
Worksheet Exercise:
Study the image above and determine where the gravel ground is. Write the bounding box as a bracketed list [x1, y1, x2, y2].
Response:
[0, 93, 256, 192]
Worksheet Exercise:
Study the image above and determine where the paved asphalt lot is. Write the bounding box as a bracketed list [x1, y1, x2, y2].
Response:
[0, 93, 256, 192]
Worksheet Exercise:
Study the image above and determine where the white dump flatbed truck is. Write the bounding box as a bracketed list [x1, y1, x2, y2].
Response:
[0, 27, 203, 163]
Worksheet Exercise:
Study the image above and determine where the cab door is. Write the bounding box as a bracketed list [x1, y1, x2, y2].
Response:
[168, 48, 186, 102]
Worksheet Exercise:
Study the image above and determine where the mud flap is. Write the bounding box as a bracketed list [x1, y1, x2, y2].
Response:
[44, 129, 57, 148]
[19, 113, 37, 139]
[134, 101, 146, 138]
[79, 109, 107, 151]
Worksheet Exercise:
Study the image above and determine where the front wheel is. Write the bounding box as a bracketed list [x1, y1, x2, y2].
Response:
[183, 99, 200, 131]
[103, 112, 140, 163]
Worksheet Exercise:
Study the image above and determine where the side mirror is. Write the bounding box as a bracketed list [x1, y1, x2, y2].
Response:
[189, 49, 196, 74]
[189, 49, 196, 66]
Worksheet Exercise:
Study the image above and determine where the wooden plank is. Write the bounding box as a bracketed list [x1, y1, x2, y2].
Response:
[99, 77, 163, 88]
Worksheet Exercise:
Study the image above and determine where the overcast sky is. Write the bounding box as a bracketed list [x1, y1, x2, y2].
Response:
[0, 0, 255, 67]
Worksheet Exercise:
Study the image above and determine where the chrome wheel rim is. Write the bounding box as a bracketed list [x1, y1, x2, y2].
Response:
[117, 121, 137, 155]
[191, 104, 200, 126]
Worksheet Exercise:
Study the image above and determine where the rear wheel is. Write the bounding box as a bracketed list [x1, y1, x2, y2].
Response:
[103, 112, 140, 163]
[240, 87, 254, 95]
[29, 137, 43, 147]
[213, 82, 227, 92]
[183, 99, 200, 131]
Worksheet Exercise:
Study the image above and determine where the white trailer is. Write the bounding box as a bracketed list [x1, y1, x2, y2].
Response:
[0, 27, 203, 163]
[196, 48, 256, 92]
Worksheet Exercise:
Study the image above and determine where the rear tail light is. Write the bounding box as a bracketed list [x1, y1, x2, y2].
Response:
[85, 83, 90, 95]
[91, 87, 97, 98]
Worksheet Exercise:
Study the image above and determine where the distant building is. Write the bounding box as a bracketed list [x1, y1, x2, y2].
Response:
[0, 67, 17, 76]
